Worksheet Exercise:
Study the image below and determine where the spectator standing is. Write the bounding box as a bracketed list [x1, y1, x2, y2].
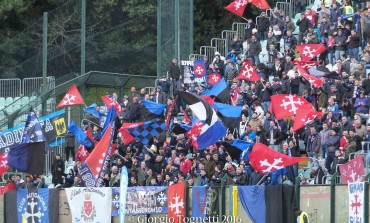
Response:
[296, 14, 311, 44]
[257, 12, 270, 40]
[247, 35, 262, 65]
[51, 154, 65, 187]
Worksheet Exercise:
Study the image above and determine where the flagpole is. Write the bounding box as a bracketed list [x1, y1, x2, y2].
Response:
[241, 16, 249, 22]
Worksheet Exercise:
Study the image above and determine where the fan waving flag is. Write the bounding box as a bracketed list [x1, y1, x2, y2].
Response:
[224, 0, 248, 17]
[193, 60, 206, 78]
[101, 96, 121, 114]
[270, 94, 312, 120]
[79, 123, 115, 187]
[142, 100, 167, 120]
[339, 155, 365, 183]
[213, 102, 242, 129]
[249, 143, 307, 173]
[168, 182, 186, 223]
[178, 91, 226, 149]
[125, 119, 166, 145]
[293, 109, 322, 131]
[293, 60, 321, 70]
[250, 0, 270, 10]
[296, 44, 326, 61]
[67, 120, 93, 147]
[297, 65, 323, 88]
[57, 84, 84, 108]
[236, 60, 260, 81]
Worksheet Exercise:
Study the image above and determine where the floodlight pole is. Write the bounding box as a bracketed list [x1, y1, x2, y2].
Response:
[42, 12, 48, 116]
[156, 0, 162, 79]
[81, 0, 86, 76]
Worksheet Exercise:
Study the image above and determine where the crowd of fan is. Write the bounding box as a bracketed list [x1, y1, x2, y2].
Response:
[6, 0, 370, 188]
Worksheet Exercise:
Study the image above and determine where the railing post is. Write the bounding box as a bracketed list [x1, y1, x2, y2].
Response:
[294, 176, 301, 208]
[365, 174, 370, 223]
[330, 172, 338, 223]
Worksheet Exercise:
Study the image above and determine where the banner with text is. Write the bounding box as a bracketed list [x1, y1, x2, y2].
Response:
[126, 186, 168, 215]
[348, 182, 364, 223]
[0, 109, 67, 152]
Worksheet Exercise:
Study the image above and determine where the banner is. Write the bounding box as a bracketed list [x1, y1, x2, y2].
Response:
[192, 186, 207, 218]
[5, 188, 59, 223]
[111, 187, 120, 216]
[120, 166, 129, 222]
[65, 187, 112, 223]
[126, 186, 168, 215]
[205, 187, 219, 217]
[349, 182, 364, 223]
[0, 109, 67, 152]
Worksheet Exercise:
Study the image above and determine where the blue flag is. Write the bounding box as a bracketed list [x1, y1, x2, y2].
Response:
[213, 102, 242, 129]
[102, 107, 117, 136]
[203, 78, 230, 103]
[193, 60, 206, 77]
[84, 103, 105, 118]
[126, 119, 166, 145]
[142, 100, 167, 121]
[192, 186, 207, 218]
[67, 120, 93, 147]
[238, 186, 266, 223]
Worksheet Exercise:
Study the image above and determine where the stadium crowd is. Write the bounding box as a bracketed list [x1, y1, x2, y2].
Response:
[6, 0, 370, 189]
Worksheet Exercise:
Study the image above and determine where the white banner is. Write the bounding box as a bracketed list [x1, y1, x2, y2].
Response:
[348, 182, 364, 223]
[66, 187, 112, 223]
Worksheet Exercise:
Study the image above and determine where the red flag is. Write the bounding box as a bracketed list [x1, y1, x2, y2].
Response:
[208, 73, 221, 84]
[56, 84, 85, 108]
[297, 65, 323, 88]
[168, 182, 185, 223]
[249, 142, 307, 173]
[224, 0, 248, 17]
[250, 0, 270, 10]
[166, 96, 178, 130]
[339, 155, 365, 183]
[0, 183, 16, 195]
[235, 60, 260, 81]
[85, 128, 95, 143]
[119, 123, 144, 145]
[101, 96, 122, 114]
[296, 44, 326, 61]
[293, 60, 321, 70]
[270, 94, 312, 120]
[201, 95, 215, 107]
[0, 149, 9, 176]
[75, 145, 90, 162]
[293, 109, 322, 131]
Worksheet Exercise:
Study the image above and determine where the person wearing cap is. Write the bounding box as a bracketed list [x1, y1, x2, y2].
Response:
[257, 11, 270, 40]
[51, 153, 65, 187]
[293, 207, 310, 223]
[326, 127, 340, 172]
[212, 54, 225, 76]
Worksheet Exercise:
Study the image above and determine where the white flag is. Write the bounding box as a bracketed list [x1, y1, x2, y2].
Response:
[66, 187, 112, 223]
[348, 182, 364, 223]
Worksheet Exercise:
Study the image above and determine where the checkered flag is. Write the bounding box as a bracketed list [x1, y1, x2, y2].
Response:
[126, 119, 166, 145]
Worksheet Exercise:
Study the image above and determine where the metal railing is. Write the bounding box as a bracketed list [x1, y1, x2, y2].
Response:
[0, 78, 21, 98]
[232, 22, 248, 40]
[200, 46, 217, 61]
[211, 38, 227, 57]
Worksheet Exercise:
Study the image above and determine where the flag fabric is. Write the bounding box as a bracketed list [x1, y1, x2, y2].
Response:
[201, 95, 215, 107]
[102, 107, 117, 136]
[270, 94, 312, 120]
[193, 60, 206, 78]
[57, 84, 85, 108]
[119, 166, 129, 223]
[213, 102, 242, 129]
[293, 60, 321, 70]
[192, 186, 207, 218]
[67, 120, 93, 148]
[118, 123, 144, 145]
[238, 186, 266, 223]
[218, 140, 253, 160]
[8, 108, 48, 175]
[0, 183, 16, 195]
[8, 142, 46, 175]
[141, 100, 167, 120]
[296, 44, 326, 61]
[187, 122, 203, 150]
[249, 142, 307, 173]
[307, 66, 330, 77]
[166, 96, 178, 130]
[168, 182, 185, 223]
[348, 182, 365, 221]
[181, 107, 191, 124]
[66, 187, 112, 223]
[250, 0, 270, 10]
[80, 124, 115, 187]
[208, 73, 222, 84]
[178, 91, 227, 149]
[235, 60, 260, 81]
[293, 109, 322, 131]
[125, 119, 166, 145]
[297, 65, 323, 88]
[84, 103, 105, 119]
[5, 188, 59, 223]
[224, 0, 248, 17]
[75, 145, 90, 162]
[203, 77, 230, 103]
[324, 71, 342, 80]
[0, 149, 9, 176]
[339, 155, 365, 183]
[265, 185, 295, 223]
[111, 187, 120, 217]
[101, 96, 121, 114]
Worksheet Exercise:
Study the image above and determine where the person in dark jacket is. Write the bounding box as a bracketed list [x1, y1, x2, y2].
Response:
[325, 127, 340, 173]
[296, 14, 311, 44]
[51, 154, 65, 187]
[334, 29, 347, 60]
[229, 35, 243, 57]
[346, 30, 361, 61]
[244, 18, 256, 40]
[169, 58, 181, 95]
[151, 86, 167, 104]
[247, 35, 262, 65]
[64, 132, 75, 162]
[157, 76, 171, 95]
[257, 12, 270, 40]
